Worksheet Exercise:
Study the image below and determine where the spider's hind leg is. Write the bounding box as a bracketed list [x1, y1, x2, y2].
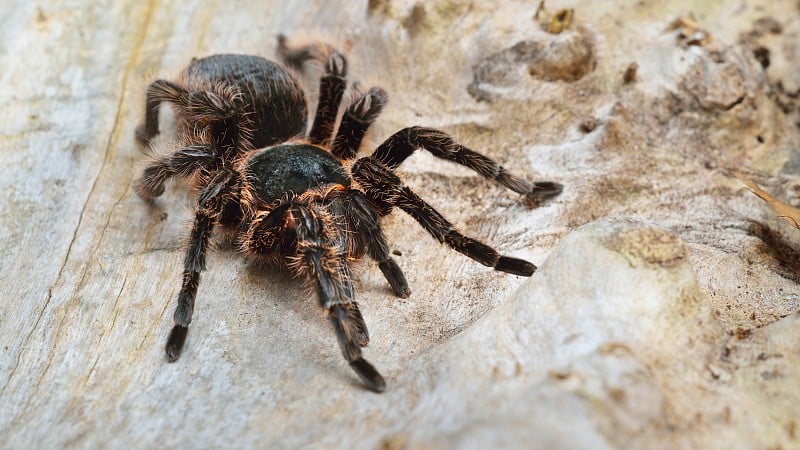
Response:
[136, 79, 187, 145]
[276, 35, 349, 147]
[134, 144, 217, 199]
[308, 51, 347, 147]
[331, 85, 388, 160]
[136, 78, 242, 147]
[135, 113, 242, 201]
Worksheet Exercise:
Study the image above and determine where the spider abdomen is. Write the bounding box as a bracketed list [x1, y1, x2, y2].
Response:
[245, 144, 351, 204]
[182, 54, 308, 147]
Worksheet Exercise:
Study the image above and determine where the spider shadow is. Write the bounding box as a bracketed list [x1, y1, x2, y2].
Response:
[240, 258, 392, 392]
[241, 260, 359, 385]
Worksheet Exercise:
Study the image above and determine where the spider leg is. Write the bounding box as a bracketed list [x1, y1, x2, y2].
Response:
[136, 79, 186, 145]
[249, 201, 384, 391]
[276, 34, 315, 70]
[309, 52, 347, 146]
[276, 34, 338, 71]
[331, 85, 388, 160]
[330, 303, 384, 392]
[293, 208, 386, 392]
[134, 144, 216, 199]
[352, 158, 536, 276]
[135, 79, 242, 146]
[165, 170, 239, 361]
[371, 126, 563, 206]
[330, 190, 410, 298]
[292, 204, 384, 391]
[276, 36, 348, 147]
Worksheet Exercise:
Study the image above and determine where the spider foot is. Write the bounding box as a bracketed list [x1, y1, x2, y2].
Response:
[347, 303, 371, 347]
[330, 304, 384, 391]
[350, 358, 387, 393]
[495, 256, 536, 277]
[165, 325, 188, 362]
[325, 51, 348, 78]
[523, 181, 563, 208]
[349, 85, 388, 123]
[134, 177, 165, 201]
[379, 259, 411, 298]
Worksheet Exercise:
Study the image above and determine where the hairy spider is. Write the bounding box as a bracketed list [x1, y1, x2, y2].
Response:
[134, 36, 563, 392]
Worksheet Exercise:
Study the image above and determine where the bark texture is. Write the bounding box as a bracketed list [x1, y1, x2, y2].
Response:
[1, 0, 798, 448]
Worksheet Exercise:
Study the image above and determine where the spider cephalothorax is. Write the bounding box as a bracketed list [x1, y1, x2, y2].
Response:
[135, 37, 563, 392]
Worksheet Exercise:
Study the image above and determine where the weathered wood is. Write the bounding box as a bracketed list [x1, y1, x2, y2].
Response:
[1, 0, 798, 448]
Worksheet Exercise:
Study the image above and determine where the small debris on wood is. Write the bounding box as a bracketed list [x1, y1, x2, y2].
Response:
[623, 62, 638, 84]
[738, 176, 800, 228]
[734, 327, 752, 339]
[535, 1, 575, 35]
[667, 16, 712, 47]
[753, 46, 770, 69]
[580, 117, 598, 133]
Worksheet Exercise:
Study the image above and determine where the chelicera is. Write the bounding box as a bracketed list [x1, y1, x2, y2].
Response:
[134, 36, 562, 392]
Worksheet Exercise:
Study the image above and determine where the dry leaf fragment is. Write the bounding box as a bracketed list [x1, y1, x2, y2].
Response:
[740, 177, 800, 228]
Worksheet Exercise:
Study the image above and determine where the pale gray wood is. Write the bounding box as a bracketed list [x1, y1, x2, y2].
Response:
[1, 0, 798, 448]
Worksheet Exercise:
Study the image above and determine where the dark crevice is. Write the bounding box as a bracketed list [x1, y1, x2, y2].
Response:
[747, 221, 800, 283]
[723, 95, 746, 111]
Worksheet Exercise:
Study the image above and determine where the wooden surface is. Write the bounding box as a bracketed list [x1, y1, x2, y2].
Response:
[1, 0, 799, 448]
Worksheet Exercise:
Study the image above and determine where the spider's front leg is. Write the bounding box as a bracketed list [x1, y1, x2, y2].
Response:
[352, 158, 536, 276]
[294, 204, 384, 392]
[165, 170, 241, 361]
[243, 201, 386, 392]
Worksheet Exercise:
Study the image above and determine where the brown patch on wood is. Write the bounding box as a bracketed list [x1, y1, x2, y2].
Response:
[367, 0, 391, 17]
[36, 7, 47, 23]
[402, 3, 426, 36]
[753, 46, 770, 69]
[752, 17, 783, 35]
[623, 62, 638, 84]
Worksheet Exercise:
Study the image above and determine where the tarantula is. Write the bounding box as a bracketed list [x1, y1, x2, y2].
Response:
[134, 36, 562, 392]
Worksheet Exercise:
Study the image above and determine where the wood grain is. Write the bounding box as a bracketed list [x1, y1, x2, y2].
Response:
[1, 0, 798, 448]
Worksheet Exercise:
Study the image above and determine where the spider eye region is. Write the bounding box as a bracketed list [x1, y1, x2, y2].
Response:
[246, 144, 351, 203]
